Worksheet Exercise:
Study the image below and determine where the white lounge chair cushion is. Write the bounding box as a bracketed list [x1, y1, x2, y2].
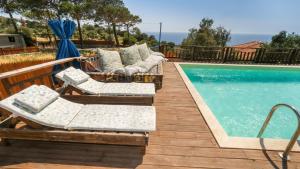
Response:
[137, 43, 151, 60]
[76, 78, 105, 95]
[55, 67, 76, 80]
[14, 85, 59, 113]
[63, 68, 90, 85]
[67, 104, 156, 132]
[0, 95, 83, 129]
[77, 80, 155, 96]
[97, 49, 125, 73]
[100, 83, 155, 96]
[119, 45, 142, 66]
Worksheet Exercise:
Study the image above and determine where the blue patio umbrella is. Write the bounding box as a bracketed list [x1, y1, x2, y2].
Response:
[48, 19, 80, 70]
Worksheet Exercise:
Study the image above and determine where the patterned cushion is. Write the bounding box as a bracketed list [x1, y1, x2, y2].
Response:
[100, 83, 155, 96]
[124, 65, 147, 76]
[119, 45, 142, 66]
[67, 104, 156, 132]
[134, 61, 157, 72]
[14, 85, 59, 113]
[55, 66, 76, 80]
[63, 69, 90, 85]
[97, 49, 124, 72]
[77, 78, 105, 95]
[133, 54, 164, 72]
[137, 43, 151, 60]
[148, 54, 166, 63]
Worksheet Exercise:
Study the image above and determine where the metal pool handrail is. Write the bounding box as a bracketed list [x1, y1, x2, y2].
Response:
[257, 103, 300, 160]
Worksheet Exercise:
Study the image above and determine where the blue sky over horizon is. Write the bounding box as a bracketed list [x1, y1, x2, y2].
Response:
[124, 0, 300, 34]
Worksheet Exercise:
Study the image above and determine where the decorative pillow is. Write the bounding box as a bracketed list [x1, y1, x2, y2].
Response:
[150, 50, 166, 58]
[137, 43, 151, 61]
[55, 66, 76, 80]
[63, 69, 90, 85]
[119, 45, 142, 66]
[14, 85, 59, 113]
[97, 49, 124, 72]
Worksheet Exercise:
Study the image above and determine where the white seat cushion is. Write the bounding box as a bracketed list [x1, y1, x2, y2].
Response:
[133, 54, 164, 72]
[100, 83, 155, 96]
[124, 65, 147, 76]
[14, 85, 59, 113]
[76, 78, 105, 95]
[67, 104, 156, 132]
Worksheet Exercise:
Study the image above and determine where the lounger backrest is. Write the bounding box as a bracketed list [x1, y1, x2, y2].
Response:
[0, 91, 83, 129]
[55, 66, 90, 86]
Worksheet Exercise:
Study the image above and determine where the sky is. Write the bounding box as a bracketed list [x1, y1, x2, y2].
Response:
[124, 0, 300, 34]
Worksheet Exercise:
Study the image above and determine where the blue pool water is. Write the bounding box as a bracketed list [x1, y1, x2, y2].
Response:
[181, 64, 300, 139]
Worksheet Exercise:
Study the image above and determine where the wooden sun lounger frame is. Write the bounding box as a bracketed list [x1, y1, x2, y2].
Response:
[0, 108, 148, 146]
[80, 56, 164, 90]
[0, 57, 151, 146]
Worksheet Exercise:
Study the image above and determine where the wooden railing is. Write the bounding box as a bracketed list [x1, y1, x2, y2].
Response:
[0, 57, 78, 99]
[160, 45, 300, 64]
[0, 46, 40, 56]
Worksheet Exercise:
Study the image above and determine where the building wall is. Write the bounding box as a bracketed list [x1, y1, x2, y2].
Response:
[0, 34, 26, 48]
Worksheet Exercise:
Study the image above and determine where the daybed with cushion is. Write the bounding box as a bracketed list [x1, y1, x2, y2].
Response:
[0, 85, 156, 146]
[55, 66, 155, 103]
[80, 43, 165, 89]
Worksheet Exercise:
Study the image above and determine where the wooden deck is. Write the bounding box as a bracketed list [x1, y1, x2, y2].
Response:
[1, 62, 300, 168]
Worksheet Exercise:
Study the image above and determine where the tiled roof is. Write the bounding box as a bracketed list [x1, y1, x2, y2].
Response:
[233, 41, 262, 49]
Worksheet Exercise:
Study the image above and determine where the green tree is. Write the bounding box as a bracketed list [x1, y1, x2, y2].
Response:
[130, 27, 158, 47]
[182, 18, 231, 47]
[0, 0, 21, 33]
[96, 4, 130, 46]
[20, 0, 62, 45]
[267, 31, 300, 48]
[215, 26, 231, 47]
[123, 14, 141, 44]
[61, 0, 93, 48]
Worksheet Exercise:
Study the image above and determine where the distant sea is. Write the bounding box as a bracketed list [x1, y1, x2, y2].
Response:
[146, 32, 273, 46]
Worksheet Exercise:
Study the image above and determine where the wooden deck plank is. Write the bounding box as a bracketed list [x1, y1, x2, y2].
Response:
[1, 62, 300, 169]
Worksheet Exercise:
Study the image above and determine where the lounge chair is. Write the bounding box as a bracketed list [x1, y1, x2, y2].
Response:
[56, 66, 155, 96]
[0, 85, 156, 146]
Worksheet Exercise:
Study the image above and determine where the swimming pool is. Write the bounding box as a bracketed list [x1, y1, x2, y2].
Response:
[176, 63, 300, 151]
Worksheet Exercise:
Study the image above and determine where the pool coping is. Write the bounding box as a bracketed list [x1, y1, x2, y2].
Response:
[174, 62, 300, 151]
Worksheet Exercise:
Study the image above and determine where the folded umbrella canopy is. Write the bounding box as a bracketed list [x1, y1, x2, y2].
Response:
[48, 19, 80, 60]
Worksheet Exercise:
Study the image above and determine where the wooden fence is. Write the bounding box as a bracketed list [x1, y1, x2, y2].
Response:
[0, 46, 40, 56]
[160, 45, 300, 64]
[0, 59, 55, 99]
